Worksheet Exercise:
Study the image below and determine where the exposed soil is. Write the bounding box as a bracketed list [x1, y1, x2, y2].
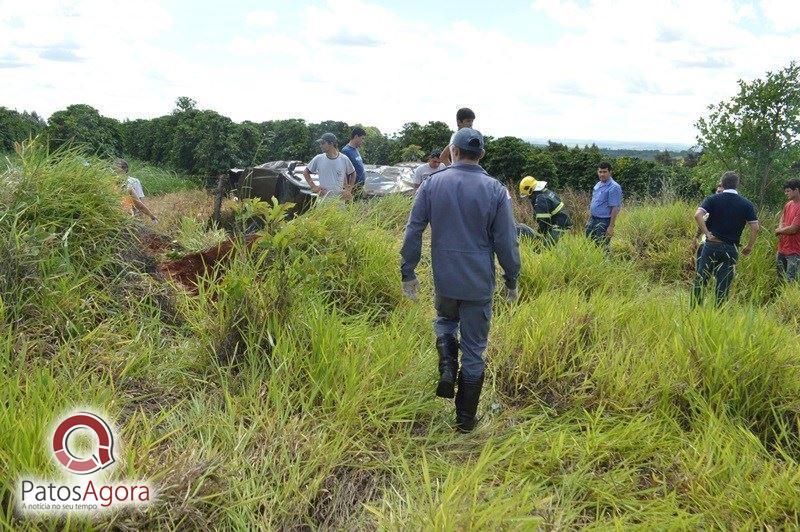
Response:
[158, 233, 260, 293]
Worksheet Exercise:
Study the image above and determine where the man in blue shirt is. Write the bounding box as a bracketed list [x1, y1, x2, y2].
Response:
[586, 161, 623, 249]
[340, 126, 366, 197]
[692, 171, 760, 306]
[400, 128, 521, 433]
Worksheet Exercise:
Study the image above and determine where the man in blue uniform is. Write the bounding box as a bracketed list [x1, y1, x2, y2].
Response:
[400, 128, 521, 433]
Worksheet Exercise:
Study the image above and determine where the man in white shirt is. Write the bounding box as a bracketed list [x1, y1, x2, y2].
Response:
[412, 149, 446, 190]
[303, 132, 356, 201]
[115, 159, 158, 223]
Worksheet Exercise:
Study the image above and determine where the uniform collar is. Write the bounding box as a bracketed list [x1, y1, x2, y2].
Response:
[449, 163, 486, 173]
[723, 189, 738, 194]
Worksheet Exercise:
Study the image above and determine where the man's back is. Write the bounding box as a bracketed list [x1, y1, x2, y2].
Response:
[702, 191, 758, 246]
[402, 164, 519, 301]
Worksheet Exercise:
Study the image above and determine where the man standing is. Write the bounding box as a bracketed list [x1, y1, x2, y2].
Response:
[340, 127, 367, 197]
[439, 108, 475, 166]
[692, 182, 724, 263]
[692, 171, 760, 306]
[776, 179, 800, 283]
[400, 128, 520, 433]
[585, 161, 622, 249]
[411, 149, 446, 190]
[115, 159, 158, 224]
[518, 176, 572, 245]
[303, 132, 356, 201]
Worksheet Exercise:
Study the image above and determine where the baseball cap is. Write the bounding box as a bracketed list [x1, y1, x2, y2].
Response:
[451, 128, 484, 154]
[428, 148, 442, 159]
[316, 132, 338, 145]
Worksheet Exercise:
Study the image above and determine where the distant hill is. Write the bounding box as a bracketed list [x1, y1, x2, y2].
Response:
[525, 137, 695, 160]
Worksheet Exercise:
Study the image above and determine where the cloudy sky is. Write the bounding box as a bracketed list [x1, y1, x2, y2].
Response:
[1, 0, 799, 146]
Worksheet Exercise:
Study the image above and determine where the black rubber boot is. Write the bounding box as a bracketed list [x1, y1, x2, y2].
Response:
[455, 372, 484, 433]
[435, 336, 459, 399]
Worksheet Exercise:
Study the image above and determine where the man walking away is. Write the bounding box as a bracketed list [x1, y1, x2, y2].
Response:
[518, 176, 572, 245]
[115, 159, 158, 224]
[776, 179, 800, 283]
[303, 133, 356, 202]
[412, 149, 446, 190]
[341, 127, 367, 198]
[692, 182, 724, 263]
[439, 108, 475, 166]
[400, 128, 520, 433]
[692, 171, 760, 306]
[586, 162, 622, 249]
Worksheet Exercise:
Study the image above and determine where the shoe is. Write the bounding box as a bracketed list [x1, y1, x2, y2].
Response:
[435, 336, 459, 399]
[455, 372, 484, 433]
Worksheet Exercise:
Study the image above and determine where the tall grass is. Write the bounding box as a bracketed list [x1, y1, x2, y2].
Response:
[2, 142, 800, 529]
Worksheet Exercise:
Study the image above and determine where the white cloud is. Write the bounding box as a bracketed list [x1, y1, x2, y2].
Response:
[761, 0, 800, 32]
[1, 0, 799, 145]
[245, 10, 277, 28]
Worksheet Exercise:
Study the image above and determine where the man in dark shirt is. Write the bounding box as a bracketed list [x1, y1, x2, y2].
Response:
[340, 127, 367, 198]
[692, 171, 760, 306]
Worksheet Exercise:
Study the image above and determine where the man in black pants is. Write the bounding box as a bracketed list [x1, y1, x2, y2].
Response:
[692, 172, 760, 306]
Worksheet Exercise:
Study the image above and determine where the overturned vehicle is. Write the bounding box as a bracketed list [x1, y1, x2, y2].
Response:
[213, 160, 418, 222]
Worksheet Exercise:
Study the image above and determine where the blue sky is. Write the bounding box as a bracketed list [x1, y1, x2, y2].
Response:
[1, 0, 799, 145]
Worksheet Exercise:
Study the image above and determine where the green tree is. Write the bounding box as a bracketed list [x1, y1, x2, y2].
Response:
[397, 121, 452, 154]
[482, 136, 535, 182]
[400, 144, 425, 162]
[262, 119, 310, 161]
[0, 107, 46, 151]
[47, 104, 121, 156]
[362, 126, 391, 165]
[696, 61, 800, 204]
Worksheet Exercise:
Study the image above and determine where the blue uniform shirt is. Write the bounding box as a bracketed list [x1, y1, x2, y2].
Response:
[340, 144, 366, 184]
[700, 190, 758, 246]
[400, 164, 521, 301]
[589, 178, 623, 218]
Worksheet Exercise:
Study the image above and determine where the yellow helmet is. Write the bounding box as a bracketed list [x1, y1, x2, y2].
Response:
[519, 176, 546, 197]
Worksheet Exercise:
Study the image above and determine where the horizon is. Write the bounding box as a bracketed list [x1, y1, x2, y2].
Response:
[2, 1, 799, 145]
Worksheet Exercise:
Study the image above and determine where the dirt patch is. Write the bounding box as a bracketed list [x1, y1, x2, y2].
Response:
[159, 233, 260, 293]
[308, 466, 386, 530]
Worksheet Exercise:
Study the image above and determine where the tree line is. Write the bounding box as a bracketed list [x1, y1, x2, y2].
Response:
[2, 61, 798, 204]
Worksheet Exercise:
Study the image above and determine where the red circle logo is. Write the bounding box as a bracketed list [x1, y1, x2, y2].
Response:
[52, 412, 116, 475]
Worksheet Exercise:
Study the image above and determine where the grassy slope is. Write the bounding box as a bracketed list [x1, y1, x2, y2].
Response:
[2, 146, 800, 529]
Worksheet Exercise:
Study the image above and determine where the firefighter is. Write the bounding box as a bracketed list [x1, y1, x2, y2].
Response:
[518, 176, 571, 244]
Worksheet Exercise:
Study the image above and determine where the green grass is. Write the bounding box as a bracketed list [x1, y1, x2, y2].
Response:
[2, 142, 800, 529]
[126, 158, 201, 196]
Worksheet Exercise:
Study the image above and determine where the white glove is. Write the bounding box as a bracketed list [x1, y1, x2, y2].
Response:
[402, 278, 420, 300]
[503, 285, 519, 303]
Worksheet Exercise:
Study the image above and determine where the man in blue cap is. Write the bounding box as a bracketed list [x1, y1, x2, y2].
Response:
[400, 128, 521, 433]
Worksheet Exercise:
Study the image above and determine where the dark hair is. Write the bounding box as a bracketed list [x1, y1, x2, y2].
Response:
[351, 126, 366, 138]
[784, 178, 800, 191]
[711, 183, 723, 194]
[115, 158, 129, 172]
[598, 161, 612, 171]
[721, 171, 740, 190]
[454, 146, 480, 161]
[456, 108, 475, 122]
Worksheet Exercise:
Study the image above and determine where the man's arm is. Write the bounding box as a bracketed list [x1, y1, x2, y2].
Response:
[742, 221, 760, 256]
[129, 190, 157, 221]
[440, 144, 452, 166]
[302, 166, 324, 194]
[491, 189, 521, 289]
[694, 207, 714, 241]
[776, 212, 800, 235]
[605, 185, 622, 237]
[400, 182, 430, 281]
[776, 224, 800, 235]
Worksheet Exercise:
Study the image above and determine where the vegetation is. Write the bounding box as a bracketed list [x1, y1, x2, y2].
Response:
[2, 142, 799, 529]
[697, 61, 800, 204]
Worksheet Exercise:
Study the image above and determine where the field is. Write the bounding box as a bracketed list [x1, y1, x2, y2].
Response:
[2, 144, 800, 530]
